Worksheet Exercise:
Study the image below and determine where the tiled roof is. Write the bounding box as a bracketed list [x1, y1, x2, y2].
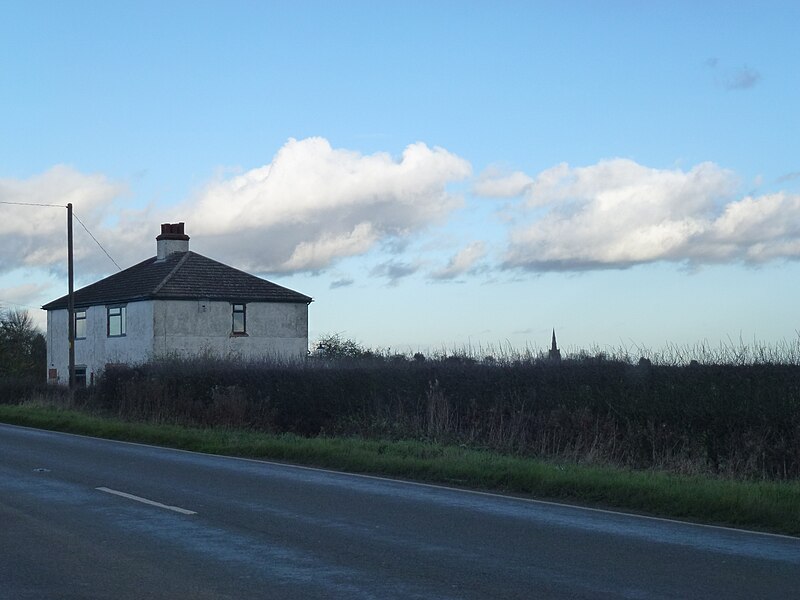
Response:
[42, 251, 312, 310]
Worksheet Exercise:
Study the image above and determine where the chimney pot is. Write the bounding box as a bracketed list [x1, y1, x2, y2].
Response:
[156, 222, 190, 260]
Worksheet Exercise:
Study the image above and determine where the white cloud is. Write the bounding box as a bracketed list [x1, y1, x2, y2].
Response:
[10, 149, 798, 292]
[473, 168, 533, 198]
[0, 166, 126, 276]
[281, 223, 378, 272]
[0, 138, 471, 287]
[431, 241, 487, 280]
[706, 192, 800, 261]
[186, 137, 472, 273]
[503, 159, 800, 271]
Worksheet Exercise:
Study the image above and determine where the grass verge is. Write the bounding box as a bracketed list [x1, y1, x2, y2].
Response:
[1, 403, 799, 536]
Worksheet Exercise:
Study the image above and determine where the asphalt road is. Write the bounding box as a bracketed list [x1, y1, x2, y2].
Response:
[1, 423, 799, 599]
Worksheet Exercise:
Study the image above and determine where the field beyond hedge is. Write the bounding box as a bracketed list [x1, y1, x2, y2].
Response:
[10, 348, 798, 482]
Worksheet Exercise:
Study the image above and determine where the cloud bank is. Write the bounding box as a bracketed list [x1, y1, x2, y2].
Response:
[480, 159, 800, 271]
[1, 138, 472, 283]
[5, 145, 800, 292]
[186, 137, 471, 273]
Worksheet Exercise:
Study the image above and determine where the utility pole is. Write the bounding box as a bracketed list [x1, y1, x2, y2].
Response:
[67, 202, 75, 391]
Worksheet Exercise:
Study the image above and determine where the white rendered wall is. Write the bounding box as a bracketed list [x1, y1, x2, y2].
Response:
[46, 302, 154, 385]
[47, 299, 308, 383]
[98, 301, 154, 368]
[152, 299, 308, 361]
[45, 309, 68, 384]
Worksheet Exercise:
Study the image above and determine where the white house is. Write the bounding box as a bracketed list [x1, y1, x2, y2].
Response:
[42, 223, 312, 385]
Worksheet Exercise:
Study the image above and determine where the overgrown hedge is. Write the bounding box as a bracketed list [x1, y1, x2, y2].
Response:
[72, 354, 800, 480]
[0, 376, 68, 406]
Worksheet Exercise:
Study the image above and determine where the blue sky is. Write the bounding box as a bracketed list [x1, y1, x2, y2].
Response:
[1, 1, 799, 354]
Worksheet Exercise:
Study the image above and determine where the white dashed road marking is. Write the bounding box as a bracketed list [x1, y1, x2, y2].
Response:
[96, 486, 197, 515]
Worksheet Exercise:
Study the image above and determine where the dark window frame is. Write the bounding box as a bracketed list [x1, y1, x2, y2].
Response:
[107, 304, 127, 337]
[75, 309, 87, 340]
[232, 303, 247, 335]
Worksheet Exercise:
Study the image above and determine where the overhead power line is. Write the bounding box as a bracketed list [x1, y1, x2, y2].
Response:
[0, 200, 122, 271]
[72, 211, 122, 271]
[0, 200, 65, 208]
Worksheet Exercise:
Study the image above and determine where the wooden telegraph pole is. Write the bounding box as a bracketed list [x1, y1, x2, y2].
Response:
[67, 202, 75, 391]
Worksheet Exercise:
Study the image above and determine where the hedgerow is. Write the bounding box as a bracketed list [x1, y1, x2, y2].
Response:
[69, 341, 800, 480]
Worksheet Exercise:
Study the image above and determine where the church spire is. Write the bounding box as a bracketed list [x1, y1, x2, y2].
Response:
[549, 329, 562, 362]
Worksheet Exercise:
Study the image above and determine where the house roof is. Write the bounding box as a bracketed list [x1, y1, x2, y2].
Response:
[42, 251, 312, 310]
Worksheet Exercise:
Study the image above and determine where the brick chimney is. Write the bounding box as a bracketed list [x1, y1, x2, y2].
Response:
[156, 222, 190, 260]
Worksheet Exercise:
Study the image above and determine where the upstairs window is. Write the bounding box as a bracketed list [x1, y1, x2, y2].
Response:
[232, 303, 246, 335]
[75, 310, 86, 340]
[107, 305, 126, 337]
